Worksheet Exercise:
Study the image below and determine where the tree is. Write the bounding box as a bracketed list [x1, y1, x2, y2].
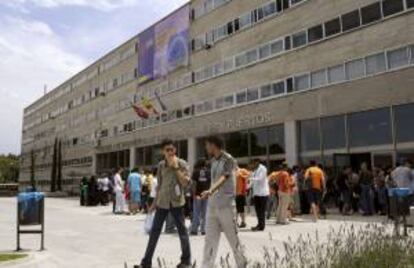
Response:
[0, 154, 20, 183]
[30, 150, 36, 188]
[50, 137, 58, 192]
[57, 139, 62, 191]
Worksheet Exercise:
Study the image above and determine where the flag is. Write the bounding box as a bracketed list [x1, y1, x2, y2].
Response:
[154, 91, 168, 112]
[131, 102, 149, 119]
[141, 96, 159, 115]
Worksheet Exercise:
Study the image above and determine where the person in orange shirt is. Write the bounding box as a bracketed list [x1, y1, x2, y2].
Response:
[267, 170, 279, 219]
[275, 165, 294, 225]
[235, 167, 250, 228]
[304, 160, 325, 222]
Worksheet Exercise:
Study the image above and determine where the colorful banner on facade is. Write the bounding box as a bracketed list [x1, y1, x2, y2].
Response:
[138, 4, 189, 84]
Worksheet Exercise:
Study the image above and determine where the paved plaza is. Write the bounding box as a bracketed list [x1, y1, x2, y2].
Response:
[0, 197, 384, 268]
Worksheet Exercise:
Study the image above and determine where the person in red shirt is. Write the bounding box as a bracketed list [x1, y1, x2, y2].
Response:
[235, 167, 250, 228]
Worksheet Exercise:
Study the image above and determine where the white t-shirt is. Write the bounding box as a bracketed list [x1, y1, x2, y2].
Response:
[114, 173, 124, 192]
[251, 164, 270, 196]
[150, 177, 158, 198]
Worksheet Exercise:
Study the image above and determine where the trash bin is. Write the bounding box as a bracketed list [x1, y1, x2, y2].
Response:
[17, 191, 45, 250]
[17, 192, 44, 226]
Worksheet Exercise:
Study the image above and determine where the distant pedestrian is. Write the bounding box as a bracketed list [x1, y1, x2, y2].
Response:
[250, 159, 269, 231]
[236, 167, 250, 228]
[114, 167, 127, 214]
[304, 161, 325, 222]
[274, 165, 292, 225]
[190, 159, 211, 236]
[359, 162, 374, 216]
[128, 168, 142, 214]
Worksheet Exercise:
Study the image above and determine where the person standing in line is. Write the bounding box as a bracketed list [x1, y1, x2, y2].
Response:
[148, 168, 158, 208]
[235, 167, 250, 228]
[114, 167, 127, 214]
[275, 165, 292, 225]
[392, 159, 414, 204]
[359, 162, 374, 216]
[201, 136, 247, 268]
[304, 161, 325, 222]
[135, 139, 191, 268]
[250, 159, 269, 231]
[337, 167, 352, 215]
[141, 171, 152, 214]
[190, 159, 211, 236]
[99, 173, 110, 206]
[267, 169, 279, 220]
[128, 168, 142, 214]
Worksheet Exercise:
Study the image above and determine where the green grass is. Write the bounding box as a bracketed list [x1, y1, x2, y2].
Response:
[0, 253, 27, 262]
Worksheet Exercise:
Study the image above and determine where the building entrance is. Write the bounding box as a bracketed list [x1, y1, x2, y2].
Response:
[333, 153, 372, 172]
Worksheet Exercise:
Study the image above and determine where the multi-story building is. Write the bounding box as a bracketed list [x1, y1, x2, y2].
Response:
[20, 0, 414, 193]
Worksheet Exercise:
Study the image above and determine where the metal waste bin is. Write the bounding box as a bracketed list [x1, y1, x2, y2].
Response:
[17, 191, 45, 250]
[388, 188, 411, 236]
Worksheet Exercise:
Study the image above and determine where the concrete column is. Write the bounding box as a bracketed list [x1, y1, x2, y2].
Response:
[91, 153, 97, 175]
[284, 121, 299, 167]
[129, 146, 136, 170]
[187, 137, 196, 172]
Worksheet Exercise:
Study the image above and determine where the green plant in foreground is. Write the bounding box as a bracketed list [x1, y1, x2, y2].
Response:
[0, 254, 27, 262]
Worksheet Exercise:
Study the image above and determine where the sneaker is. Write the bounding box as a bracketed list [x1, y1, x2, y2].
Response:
[238, 222, 247, 228]
[201, 231, 206, 236]
[190, 231, 198, 236]
[133, 265, 151, 268]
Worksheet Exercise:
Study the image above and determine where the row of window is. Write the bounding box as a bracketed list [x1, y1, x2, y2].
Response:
[192, 0, 307, 52]
[191, 0, 232, 20]
[299, 103, 414, 153]
[23, 42, 137, 118]
[193, 0, 413, 84]
[20, 156, 93, 172]
[114, 43, 413, 137]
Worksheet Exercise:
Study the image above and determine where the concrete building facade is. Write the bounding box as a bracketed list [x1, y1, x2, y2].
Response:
[20, 0, 414, 193]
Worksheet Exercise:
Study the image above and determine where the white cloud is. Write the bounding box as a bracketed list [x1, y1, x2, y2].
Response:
[0, 15, 87, 154]
[2, 0, 140, 12]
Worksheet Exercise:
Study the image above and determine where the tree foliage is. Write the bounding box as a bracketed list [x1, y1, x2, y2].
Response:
[0, 154, 20, 183]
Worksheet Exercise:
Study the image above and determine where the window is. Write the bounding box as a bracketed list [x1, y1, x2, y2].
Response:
[387, 47, 409, 69]
[247, 88, 259, 101]
[213, 62, 224, 76]
[272, 81, 285, 95]
[239, 12, 252, 29]
[235, 53, 247, 68]
[259, 44, 271, 59]
[260, 84, 272, 98]
[321, 115, 346, 149]
[366, 52, 386, 75]
[263, 2, 277, 17]
[361, 2, 382, 25]
[223, 58, 234, 72]
[270, 39, 284, 55]
[269, 125, 285, 154]
[223, 95, 234, 107]
[216, 24, 227, 40]
[411, 45, 414, 64]
[308, 24, 324, 43]
[250, 128, 268, 156]
[341, 10, 361, 31]
[284, 36, 291, 50]
[408, 0, 414, 8]
[294, 74, 310, 91]
[348, 108, 392, 147]
[328, 64, 345, 83]
[236, 91, 247, 104]
[299, 119, 321, 152]
[345, 58, 365, 80]
[325, 17, 341, 37]
[311, 69, 327, 88]
[382, 0, 404, 17]
[286, 77, 294, 92]
[292, 31, 307, 48]
[246, 49, 258, 64]
[394, 103, 414, 143]
[291, 0, 304, 5]
[224, 131, 249, 157]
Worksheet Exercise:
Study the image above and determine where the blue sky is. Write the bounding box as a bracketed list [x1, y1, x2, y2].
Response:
[0, 0, 188, 155]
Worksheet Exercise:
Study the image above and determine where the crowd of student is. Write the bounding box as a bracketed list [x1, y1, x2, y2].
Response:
[78, 136, 414, 268]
